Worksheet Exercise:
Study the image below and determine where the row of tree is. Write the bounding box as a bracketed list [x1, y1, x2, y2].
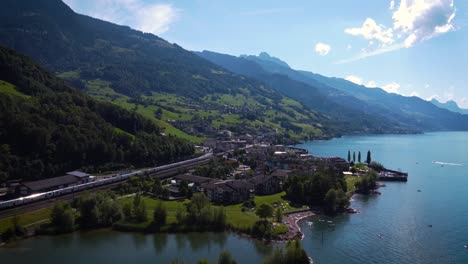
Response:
[347, 150, 372, 164]
[50, 192, 123, 233]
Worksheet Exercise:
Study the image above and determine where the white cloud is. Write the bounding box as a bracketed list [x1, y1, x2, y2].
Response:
[345, 76, 401, 94]
[345, 75, 363, 85]
[366, 81, 377, 88]
[393, 0, 456, 47]
[315, 42, 331, 56]
[345, 18, 394, 45]
[339, 0, 456, 62]
[427, 94, 439, 101]
[63, 0, 179, 35]
[381, 82, 401, 93]
[137, 4, 177, 35]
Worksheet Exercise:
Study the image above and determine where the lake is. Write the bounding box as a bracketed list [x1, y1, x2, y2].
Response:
[296, 132, 468, 264]
[1, 132, 468, 263]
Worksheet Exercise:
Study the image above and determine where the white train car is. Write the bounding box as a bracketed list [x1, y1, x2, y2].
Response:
[0, 152, 213, 211]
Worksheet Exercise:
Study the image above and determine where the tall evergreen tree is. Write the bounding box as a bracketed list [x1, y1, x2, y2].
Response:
[347, 150, 351, 162]
[366, 150, 372, 164]
[358, 152, 361, 163]
[353, 152, 356, 162]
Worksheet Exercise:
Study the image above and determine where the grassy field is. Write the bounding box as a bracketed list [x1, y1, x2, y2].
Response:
[0, 207, 52, 233]
[118, 191, 306, 231]
[0, 191, 306, 238]
[0, 80, 30, 99]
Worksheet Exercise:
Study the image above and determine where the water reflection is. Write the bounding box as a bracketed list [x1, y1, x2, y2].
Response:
[153, 233, 168, 253]
[175, 233, 188, 250]
[186, 232, 227, 251]
[131, 233, 147, 249]
[252, 239, 275, 256]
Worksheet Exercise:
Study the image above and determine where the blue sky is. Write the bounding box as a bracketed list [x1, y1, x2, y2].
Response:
[63, 0, 468, 108]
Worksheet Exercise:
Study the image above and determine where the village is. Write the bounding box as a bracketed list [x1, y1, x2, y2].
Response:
[160, 136, 350, 205]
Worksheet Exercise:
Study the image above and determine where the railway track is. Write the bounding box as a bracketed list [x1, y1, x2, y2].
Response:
[0, 154, 211, 220]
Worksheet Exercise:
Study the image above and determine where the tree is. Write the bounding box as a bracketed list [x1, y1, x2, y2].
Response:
[275, 207, 283, 223]
[369, 161, 384, 172]
[256, 204, 274, 219]
[355, 171, 378, 194]
[358, 151, 361, 163]
[347, 150, 351, 162]
[366, 150, 372, 164]
[51, 202, 75, 232]
[218, 250, 237, 264]
[179, 180, 189, 197]
[153, 202, 167, 227]
[133, 193, 142, 208]
[324, 189, 337, 214]
[213, 207, 227, 230]
[189, 193, 210, 214]
[353, 152, 356, 162]
[176, 209, 186, 224]
[123, 202, 132, 220]
[134, 200, 148, 222]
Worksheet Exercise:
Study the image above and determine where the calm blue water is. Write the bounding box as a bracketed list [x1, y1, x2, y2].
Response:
[1, 132, 467, 263]
[296, 132, 468, 264]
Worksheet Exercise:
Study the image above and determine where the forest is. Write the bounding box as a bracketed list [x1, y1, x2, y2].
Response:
[0, 47, 194, 182]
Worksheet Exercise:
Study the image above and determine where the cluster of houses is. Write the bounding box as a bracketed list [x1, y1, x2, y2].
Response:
[0, 142, 350, 205]
[164, 144, 350, 204]
[165, 168, 292, 204]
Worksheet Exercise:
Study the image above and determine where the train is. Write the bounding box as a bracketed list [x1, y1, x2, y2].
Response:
[0, 152, 213, 211]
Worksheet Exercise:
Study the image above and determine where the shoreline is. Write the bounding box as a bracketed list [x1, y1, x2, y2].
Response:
[278, 210, 317, 241]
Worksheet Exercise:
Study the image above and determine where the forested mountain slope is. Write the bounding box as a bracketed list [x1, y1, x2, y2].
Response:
[0, 0, 333, 141]
[0, 47, 194, 182]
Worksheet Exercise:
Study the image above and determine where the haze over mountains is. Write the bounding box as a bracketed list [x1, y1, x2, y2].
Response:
[198, 51, 468, 131]
[0, 0, 467, 151]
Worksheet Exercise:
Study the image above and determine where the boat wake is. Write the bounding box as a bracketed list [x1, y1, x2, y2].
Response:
[432, 161, 464, 167]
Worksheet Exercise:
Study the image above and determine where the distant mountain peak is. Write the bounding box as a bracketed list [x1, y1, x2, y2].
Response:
[430, 99, 468, 114]
[240, 52, 290, 69]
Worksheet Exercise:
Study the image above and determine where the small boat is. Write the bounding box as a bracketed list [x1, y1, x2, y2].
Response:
[307, 221, 313, 226]
[464, 245, 468, 249]
[327, 221, 333, 223]
[417, 190, 421, 192]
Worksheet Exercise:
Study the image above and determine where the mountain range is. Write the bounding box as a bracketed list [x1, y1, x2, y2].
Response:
[0, 0, 467, 149]
[197, 51, 468, 132]
[0, 0, 340, 142]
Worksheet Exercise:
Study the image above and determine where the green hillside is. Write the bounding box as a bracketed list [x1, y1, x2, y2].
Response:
[0, 0, 333, 141]
[0, 47, 194, 182]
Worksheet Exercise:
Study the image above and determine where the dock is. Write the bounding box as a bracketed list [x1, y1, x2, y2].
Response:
[378, 169, 408, 182]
